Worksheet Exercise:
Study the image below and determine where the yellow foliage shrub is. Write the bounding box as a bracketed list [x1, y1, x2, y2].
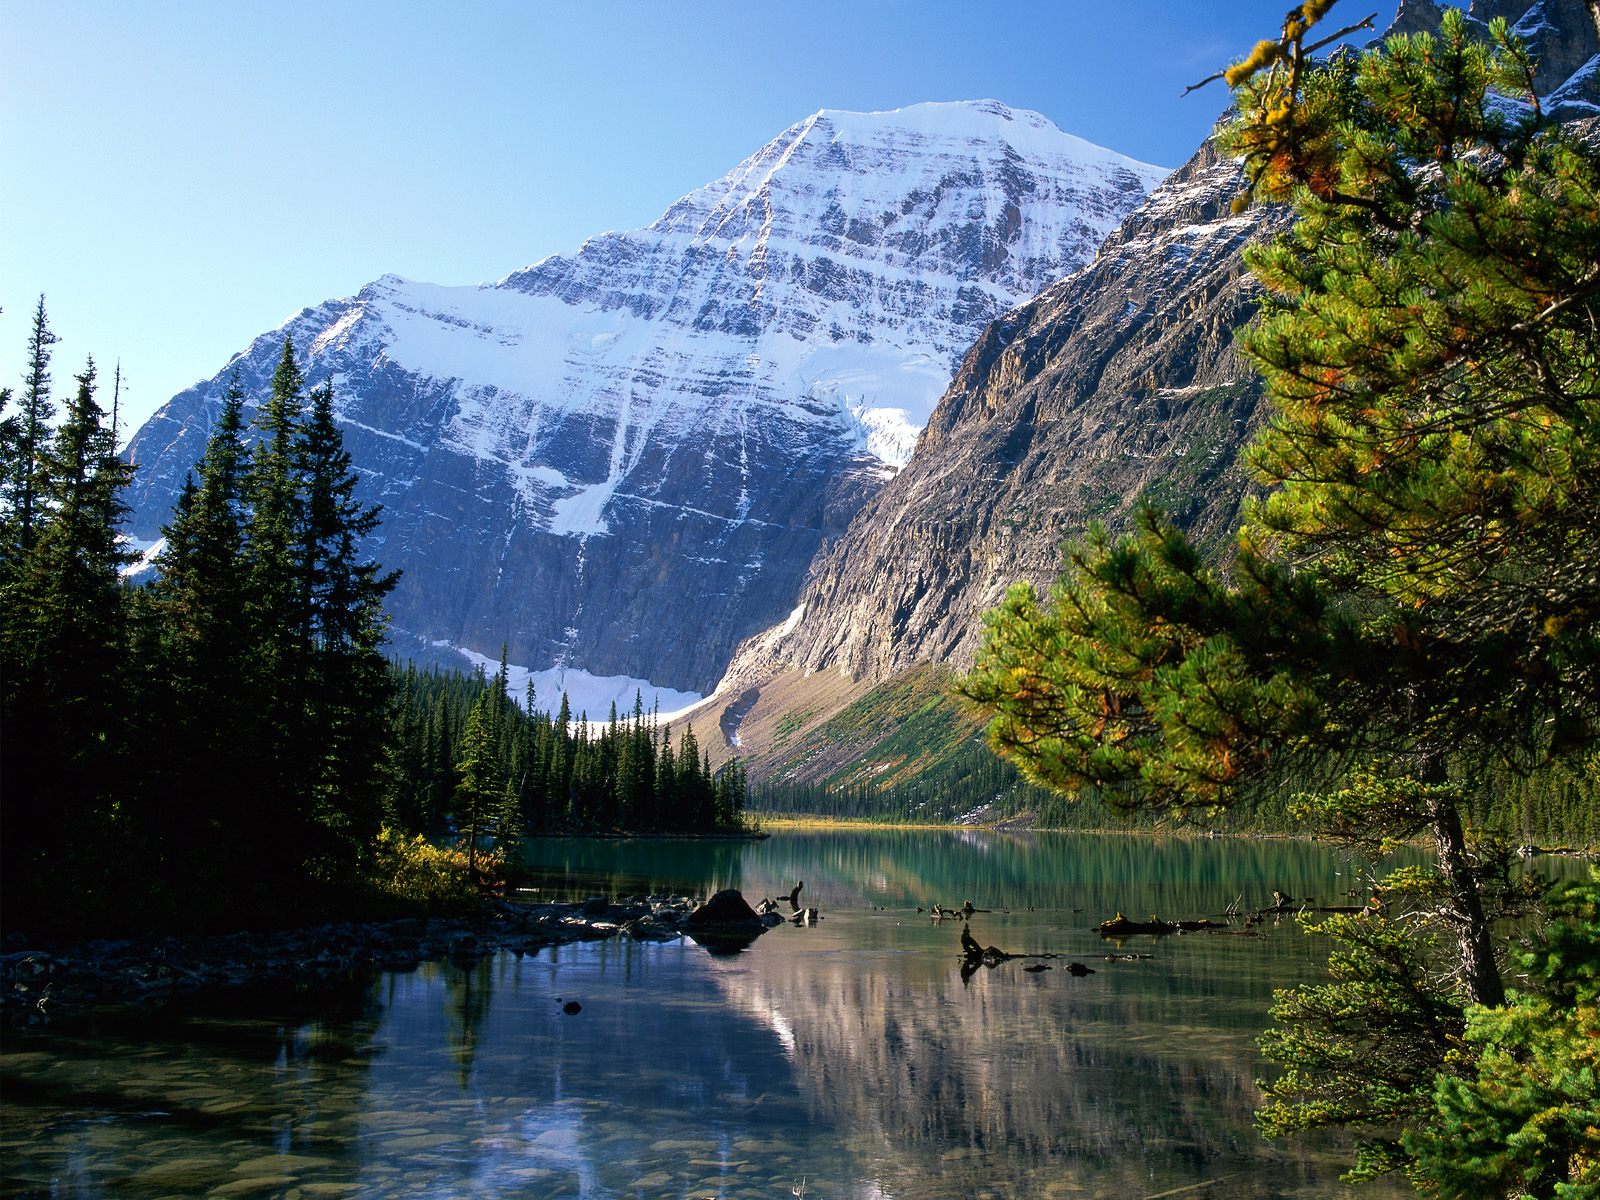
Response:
[370, 827, 503, 908]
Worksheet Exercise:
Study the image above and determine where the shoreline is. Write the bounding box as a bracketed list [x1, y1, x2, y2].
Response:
[753, 813, 1596, 855]
[1, 894, 712, 1033]
[7, 827, 1588, 1032]
[520, 827, 768, 842]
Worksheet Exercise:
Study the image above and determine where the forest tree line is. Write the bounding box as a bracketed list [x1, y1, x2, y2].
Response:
[754, 716, 1599, 846]
[387, 655, 747, 851]
[0, 305, 742, 936]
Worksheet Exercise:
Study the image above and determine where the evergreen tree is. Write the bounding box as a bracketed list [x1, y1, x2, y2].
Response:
[293, 379, 398, 872]
[676, 725, 711, 829]
[962, 3, 1599, 1181]
[4, 296, 60, 556]
[655, 729, 678, 827]
[1407, 870, 1600, 1199]
[145, 376, 253, 876]
[553, 693, 573, 820]
[0, 384, 17, 570]
[242, 337, 314, 836]
[453, 691, 492, 874]
[0, 359, 134, 917]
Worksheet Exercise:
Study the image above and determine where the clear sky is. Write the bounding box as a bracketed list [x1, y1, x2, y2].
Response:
[1, 1, 1399, 440]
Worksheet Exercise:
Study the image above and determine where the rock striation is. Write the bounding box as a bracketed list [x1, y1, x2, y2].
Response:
[718, 131, 1279, 692]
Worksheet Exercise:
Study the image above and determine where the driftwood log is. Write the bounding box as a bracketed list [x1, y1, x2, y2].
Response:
[1097, 913, 1225, 938]
[958, 923, 1095, 978]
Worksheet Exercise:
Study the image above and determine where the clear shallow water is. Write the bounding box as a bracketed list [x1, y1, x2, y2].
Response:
[2, 831, 1417, 1199]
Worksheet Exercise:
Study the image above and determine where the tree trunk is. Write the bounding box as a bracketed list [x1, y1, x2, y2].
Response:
[1428, 793, 1505, 1007]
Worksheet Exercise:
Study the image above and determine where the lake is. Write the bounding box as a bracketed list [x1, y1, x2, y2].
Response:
[2, 830, 1424, 1198]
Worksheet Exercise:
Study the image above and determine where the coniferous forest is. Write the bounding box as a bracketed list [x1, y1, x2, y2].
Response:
[0, 305, 745, 937]
[387, 657, 747, 848]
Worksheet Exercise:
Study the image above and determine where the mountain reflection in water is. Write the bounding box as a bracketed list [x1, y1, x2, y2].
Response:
[2, 831, 1423, 1198]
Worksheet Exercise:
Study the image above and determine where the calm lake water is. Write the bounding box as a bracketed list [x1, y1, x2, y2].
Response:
[2, 830, 1429, 1199]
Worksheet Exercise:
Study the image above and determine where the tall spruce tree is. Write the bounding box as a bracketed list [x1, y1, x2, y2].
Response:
[962, 2, 1598, 1182]
[294, 379, 398, 871]
[6, 296, 60, 556]
[0, 384, 17, 568]
[0, 359, 135, 918]
[455, 690, 501, 874]
[243, 336, 314, 847]
[146, 376, 254, 884]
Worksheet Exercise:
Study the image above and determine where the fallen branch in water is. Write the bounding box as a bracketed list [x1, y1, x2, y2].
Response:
[959, 924, 1096, 976]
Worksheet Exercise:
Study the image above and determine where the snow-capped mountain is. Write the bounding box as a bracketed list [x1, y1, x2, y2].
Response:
[123, 100, 1166, 706]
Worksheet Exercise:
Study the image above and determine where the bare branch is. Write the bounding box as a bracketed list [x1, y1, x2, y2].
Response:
[1301, 13, 1378, 58]
[1183, 14, 1379, 96]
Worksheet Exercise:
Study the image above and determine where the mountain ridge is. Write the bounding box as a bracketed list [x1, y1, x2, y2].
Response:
[122, 100, 1167, 708]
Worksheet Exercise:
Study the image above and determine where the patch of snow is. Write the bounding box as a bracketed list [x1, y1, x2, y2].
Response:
[120, 534, 166, 577]
[338, 417, 427, 451]
[1511, 2, 1556, 38]
[792, 342, 949, 468]
[761, 603, 806, 650]
[1550, 54, 1600, 113]
[548, 479, 617, 537]
[451, 646, 703, 721]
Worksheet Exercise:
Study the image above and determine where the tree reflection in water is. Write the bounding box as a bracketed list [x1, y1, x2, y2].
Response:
[3, 830, 1439, 1197]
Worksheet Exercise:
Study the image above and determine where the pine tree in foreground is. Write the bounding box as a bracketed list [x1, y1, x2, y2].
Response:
[962, 4, 1598, 1186]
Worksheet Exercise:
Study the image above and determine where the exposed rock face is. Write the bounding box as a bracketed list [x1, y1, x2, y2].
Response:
[711, 0, 1598, 759]
[720, 132, 1279, 691]
[121, 101, 1165, 698]
[1389, 1, 1598, 109]
[1469, 0, 1599, 101]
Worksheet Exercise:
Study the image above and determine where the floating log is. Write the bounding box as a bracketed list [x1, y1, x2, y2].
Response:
[1096, 912, 1224, 938]
[958, 924, 1095, 976]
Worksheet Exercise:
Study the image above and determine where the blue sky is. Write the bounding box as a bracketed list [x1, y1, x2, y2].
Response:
[1, 1, 1399, 438]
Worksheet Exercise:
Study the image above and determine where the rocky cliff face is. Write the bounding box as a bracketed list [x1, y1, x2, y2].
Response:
[709, 0, 1599, 764]
[122, 101, 1165, 704]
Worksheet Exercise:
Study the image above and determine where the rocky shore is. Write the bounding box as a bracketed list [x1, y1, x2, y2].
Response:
[2, 891, 770, 1030]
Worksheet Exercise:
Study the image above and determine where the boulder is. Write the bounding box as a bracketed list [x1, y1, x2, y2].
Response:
[683, 889, 771, 955]
[683, 889, 763, 930]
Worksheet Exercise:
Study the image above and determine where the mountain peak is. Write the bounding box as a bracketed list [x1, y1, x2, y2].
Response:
[806, 100, 1170, 173]
[123, 99, 1168, 700]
